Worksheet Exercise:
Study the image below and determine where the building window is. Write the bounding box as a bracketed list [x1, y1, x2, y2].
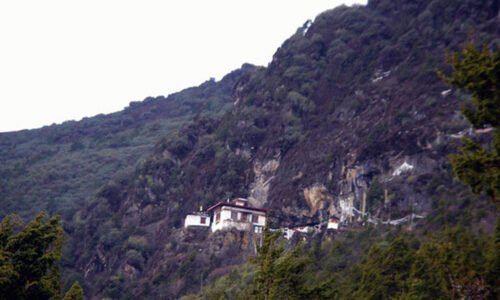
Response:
[231, 211, 237, 221]
[216, 212, 220, 223]
[200, 217, 206, 224]
[252, 215, 259, 223]
[241, 213, 249, 222]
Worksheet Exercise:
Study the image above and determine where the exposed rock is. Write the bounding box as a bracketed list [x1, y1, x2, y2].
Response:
[281, 205, 312, 220]
[248, 158, 280, 207]
[337, 194, 354, 223]
[303, 184, 331, 216]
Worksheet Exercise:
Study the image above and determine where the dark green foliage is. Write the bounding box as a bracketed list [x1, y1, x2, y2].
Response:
[267, 246, 311, 299]
[191, 227, 497, 299]
[125, 249, 145, 270]
[406, 228, 493, 299]
[248, 228, 311, 299]
[443, 45, 499, 129]
[278, 114, 303, 154]
[0, 213, 63, 300]
[288, 91, 315, 116]
[488, 219, 500, 298]
[442, 45, 500, 205]
[63, 281, 84, 300]
[367, 177, 384, 211]
[248, 228, 284, 299]
[450, 137, 499, 203]
[167, 136, 192, 158]
[355, 237, 415, 299]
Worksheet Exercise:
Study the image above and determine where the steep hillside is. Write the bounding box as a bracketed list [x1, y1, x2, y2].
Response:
[72, 0, 498, 298]
[0, 65, 254, 220]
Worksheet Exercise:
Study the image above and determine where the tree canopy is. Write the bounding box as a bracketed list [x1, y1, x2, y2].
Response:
[0, 212, 63, 300]
[441, 44, 500, 205]
[63, 281, 84, 300]
[249, 227, 311, 300]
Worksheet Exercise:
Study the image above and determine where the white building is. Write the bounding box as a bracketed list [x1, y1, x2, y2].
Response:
[184, 212, 211, 228]
[327, 217, 339, 230]
[207, 198, 267, 233]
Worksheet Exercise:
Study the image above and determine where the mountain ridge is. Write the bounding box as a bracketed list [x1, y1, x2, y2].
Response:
[0, 0, 498, 298]
[0, 64, 256, 220]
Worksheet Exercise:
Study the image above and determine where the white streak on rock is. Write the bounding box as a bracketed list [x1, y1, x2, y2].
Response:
[441, 89, 452, 97]
[392, 161, 414, 176]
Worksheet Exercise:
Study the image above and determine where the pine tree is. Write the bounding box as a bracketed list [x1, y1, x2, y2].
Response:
[355, 237, 414, 299]
[249, 227, 284, 299]
[0, 212, 63, 300]
[441, 44, 500, 206]
[442, 44, 500, 299]
[407, 229, 491, 299]
[63, 281, 84, 300]
[268, 245, 310, 300]
[248, 226, 311, 300]
[486, 219, 500, 298]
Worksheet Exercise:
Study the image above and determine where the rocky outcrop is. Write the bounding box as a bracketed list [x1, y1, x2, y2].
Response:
[249, 158, 280, 207]
[303, 184, 331, 217]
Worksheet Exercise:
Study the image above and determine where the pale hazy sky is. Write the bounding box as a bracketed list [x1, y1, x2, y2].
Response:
[0, 0, 366, 132]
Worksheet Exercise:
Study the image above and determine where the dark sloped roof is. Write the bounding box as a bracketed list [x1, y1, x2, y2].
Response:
[206, 201, 268, 213]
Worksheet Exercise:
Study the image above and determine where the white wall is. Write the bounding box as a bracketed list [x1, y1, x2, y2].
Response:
[184, 214, 210, 228]
[327, 221, 339, 230]
[211, 207, 266, 232]
[255, 215, 266, 226]
[211, 209, 232, 232]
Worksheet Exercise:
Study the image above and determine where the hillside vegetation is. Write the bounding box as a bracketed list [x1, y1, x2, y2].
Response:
[0, 0, 498, 298]
[0, 66, 254, 220]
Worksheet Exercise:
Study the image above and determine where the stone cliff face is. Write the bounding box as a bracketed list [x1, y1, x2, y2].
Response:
[73, 0, 499, 298]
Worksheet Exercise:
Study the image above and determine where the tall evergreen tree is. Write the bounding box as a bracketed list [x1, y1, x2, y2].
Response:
[441, 44, 500, 206]
[63, 281, 84, 300]
[268, 245, 310, 300]
[407, 228, 491, 299]
[442, 44, 500, 299]
[250, 227, 284, 299]
[0, 212, 63, 300]
[249, 227, 310, 300]
[486, 219, 500, 298]
[355, 237, 415, 299]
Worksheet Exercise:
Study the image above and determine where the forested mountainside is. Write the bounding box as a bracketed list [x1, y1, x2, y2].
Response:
[1, 0, 499, 299]
[0, 65, 254, 220]
[67, 0, 498, 298]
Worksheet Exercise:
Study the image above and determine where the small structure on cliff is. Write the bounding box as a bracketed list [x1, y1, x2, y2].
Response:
[327, 216, 339, 230]
[206, 198, 267, 233]
[184, 206, 211, 228]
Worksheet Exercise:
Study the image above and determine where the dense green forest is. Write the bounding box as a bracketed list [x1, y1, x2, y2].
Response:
[0, 0, 498, 298]
[182, 225, 498, 299]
